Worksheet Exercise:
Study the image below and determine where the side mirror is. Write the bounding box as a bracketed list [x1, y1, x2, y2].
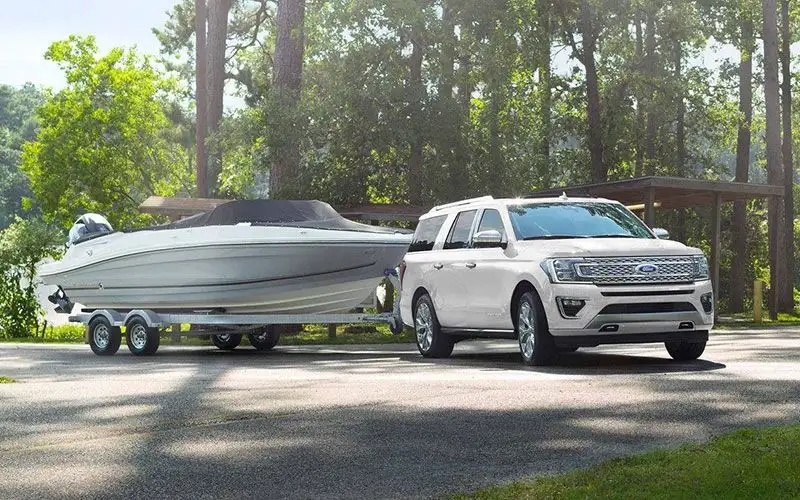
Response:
[653, 227, 670, 239]
[473, 229, 506, 248]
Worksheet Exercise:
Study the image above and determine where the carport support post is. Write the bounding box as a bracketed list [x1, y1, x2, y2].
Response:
[711, 193, 721, 318]
[328, 324, 337, 339]
[644, 188, 656, 227]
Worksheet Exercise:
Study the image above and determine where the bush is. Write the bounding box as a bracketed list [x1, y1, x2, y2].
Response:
[0, 217, 62, 338]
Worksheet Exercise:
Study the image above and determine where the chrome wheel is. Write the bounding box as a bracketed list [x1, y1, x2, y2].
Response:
[415, 302, 434, 352]
[93, 324, 110, 350]
[217, 333, 231, 342]
[130, 324, 148, 350]
[518, 301, 536, 359]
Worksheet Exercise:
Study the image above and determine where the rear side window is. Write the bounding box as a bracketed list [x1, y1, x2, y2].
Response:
[444, 210, 477, 250]
[408, 215, 447, 252]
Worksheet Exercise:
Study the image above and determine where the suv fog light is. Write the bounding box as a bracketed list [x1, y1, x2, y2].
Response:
[700, 292, 713, 314]
[557, 298, 586, 318]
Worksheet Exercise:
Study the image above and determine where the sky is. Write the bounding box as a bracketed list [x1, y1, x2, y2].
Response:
[0, 0, 179, 89]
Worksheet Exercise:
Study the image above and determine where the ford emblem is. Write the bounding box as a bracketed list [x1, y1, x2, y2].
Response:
[636, 263, 659, 274]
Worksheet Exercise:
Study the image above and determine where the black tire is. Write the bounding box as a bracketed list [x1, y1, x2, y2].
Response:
[212, 333, 242, 350]
[88, 316, 121, 356]
[665, 339, 706, 361]
[125, 316, 161, 356]
[515, 291, 557, 366]
[413, 294, 454, 358]
[248, 326, 279, 351]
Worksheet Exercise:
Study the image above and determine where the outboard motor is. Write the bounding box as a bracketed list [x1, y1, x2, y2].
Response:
[47, 286, 74, 314]
[67, 213, 114, 247]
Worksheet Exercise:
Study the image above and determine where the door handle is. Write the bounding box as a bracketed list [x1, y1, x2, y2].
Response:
[465, 262, 476, 268]
[433, 263, 443, 270]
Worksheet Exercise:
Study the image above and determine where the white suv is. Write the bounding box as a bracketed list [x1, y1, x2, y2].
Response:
[398, 195, 714, 366]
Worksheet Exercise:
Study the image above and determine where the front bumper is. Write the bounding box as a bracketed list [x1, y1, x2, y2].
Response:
[542, 280, 714, 342]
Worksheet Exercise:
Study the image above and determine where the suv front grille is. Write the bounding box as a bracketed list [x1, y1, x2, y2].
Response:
[575, 256, 697, 285]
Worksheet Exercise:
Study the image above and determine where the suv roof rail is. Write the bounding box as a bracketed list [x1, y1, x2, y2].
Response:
[431, 196, 494, 212]
[525, 191, 596, 199]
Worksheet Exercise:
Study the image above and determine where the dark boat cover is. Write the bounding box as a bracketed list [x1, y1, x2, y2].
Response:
[130, 200, 412, 234]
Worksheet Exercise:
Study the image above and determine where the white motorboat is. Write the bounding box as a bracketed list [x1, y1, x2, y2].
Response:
[40, 200, 412, 315]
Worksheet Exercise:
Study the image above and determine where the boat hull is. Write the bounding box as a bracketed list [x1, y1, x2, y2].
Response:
[39, 226, 410, 314]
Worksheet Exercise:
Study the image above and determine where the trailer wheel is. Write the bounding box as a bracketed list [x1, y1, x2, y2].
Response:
[212, 333, 242, 350]
[248, 326, 279, 351]
[125, 316, 160, 356]
[88, 317, 121, 356]
[389, 317, 404, 335]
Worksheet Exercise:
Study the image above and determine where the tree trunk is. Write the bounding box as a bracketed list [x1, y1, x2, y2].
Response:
[634, 15, 644, 177]
[731, 17, 754, 313]
[763, 0, 785, 319]
[674, 40, 685, 174]
[439, 2, 467, 199]
[538, 0, 552, 176]
[195, 0, 208, 197]
[205, 0, 232, 196]
[580, 0, 604, 182]
[406, 29, 425, 205]
[780, 0, 794, 313]
[644, 11, 656, 176]
[269, 0, 305, 198]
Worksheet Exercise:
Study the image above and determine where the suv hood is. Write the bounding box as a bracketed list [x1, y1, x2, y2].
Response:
[513, 237, 702, 258]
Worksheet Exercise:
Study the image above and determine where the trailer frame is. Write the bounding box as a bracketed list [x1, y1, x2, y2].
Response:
[68, 271, 404, 356]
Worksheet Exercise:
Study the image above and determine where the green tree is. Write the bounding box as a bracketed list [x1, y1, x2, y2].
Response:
[0, 83, 44, 228]
[20, 35, 191, 230]
[0, 217, 62, 338]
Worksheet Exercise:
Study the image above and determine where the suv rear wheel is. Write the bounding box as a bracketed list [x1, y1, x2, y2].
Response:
[414, 294, 454, 358]
[516, 291, 556, 366]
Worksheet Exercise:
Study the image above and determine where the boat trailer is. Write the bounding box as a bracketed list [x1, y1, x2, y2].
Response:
[67, 271, 404, 356]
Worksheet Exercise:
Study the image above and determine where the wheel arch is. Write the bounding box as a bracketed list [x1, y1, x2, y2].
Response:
[411, 286, 431, 313]
[510, 280, 548, 330]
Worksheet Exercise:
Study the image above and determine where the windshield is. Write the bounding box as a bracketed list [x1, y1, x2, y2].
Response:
[507, 202, 655, 240]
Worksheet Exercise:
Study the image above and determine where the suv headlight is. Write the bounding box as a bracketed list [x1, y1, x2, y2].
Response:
[693, 254, 709, 281]
[540, 258, 591, 283]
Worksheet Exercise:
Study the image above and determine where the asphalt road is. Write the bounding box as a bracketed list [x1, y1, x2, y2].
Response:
[1, 329, 799, 500]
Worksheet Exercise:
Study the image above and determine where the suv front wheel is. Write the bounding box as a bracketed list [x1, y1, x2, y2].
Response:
[665, 339, 706, 361]
[516, 291, 556, 366]
[414, 294, 454, 358]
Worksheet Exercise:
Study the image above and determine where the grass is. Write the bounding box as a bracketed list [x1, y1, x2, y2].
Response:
[0, 376, 17, 383]
[0, 322, 415, 346]
[716, 311, 800, 328]
[280, 324, 415, 345]
[451, 425, 800, 499]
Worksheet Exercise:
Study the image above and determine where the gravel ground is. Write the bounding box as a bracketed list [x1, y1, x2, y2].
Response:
[1, 329, 799, 499]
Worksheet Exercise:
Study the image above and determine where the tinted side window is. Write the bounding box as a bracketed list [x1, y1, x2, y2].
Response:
[476, 209, 506, 238]
[408, 215, 447, 252]
[444, 210, 477, 250]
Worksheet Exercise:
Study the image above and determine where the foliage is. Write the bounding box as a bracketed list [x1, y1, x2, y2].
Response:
[0, 83, 44, 228]
[20, 35, 192, 230]
[452, 424, 800, 499]
[0, 217, 63, 339]
[0, 376, 17, 383]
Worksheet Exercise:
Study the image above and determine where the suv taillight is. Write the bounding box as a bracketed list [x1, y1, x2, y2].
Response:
[398, 260, 407, 288]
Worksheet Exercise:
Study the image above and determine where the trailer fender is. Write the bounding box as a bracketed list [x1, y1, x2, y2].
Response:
[124, 309, 164, 329]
